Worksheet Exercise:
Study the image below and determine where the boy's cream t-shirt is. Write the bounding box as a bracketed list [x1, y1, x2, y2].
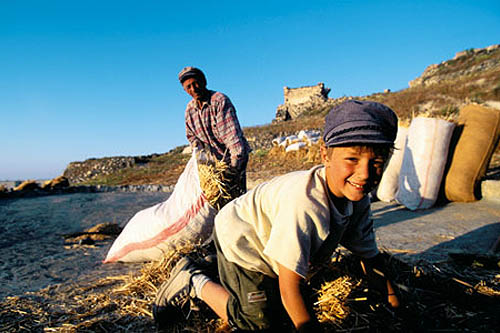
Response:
[214, 165, 378, 279]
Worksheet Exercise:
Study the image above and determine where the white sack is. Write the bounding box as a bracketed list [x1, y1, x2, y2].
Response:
[272, 136, 285, 146]
[285, 141, 306, 152]
[395, 117, 455, 210]
[376, 126, 408, 202]
[298, 130, 320, 142]
[307, 136, 320, 145]
[104, 151, 216, 263]
[285, 135, 299, 145]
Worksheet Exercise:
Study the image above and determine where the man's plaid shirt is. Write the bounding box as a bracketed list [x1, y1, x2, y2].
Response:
[185, 90, 251, 170]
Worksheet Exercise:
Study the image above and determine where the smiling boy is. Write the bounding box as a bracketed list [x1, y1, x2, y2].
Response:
[154, 100, 400, 331]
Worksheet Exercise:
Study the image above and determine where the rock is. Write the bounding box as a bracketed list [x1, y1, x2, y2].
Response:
[78, 237, 95, 245]
[63, 222, 122, 245]
[63, 156, 137, 183]
[481, 180, 500, 202]
[86, 222, 122, 236]
[14, 180, 40, 191]
[182, 145, 192, 155]
[484, 100, 500, 110]
[41, 176, 70, 190]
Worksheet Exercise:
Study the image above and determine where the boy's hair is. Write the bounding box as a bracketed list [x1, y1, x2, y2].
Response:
[323, 100, 398, 148]
[323, 143, 394, 160]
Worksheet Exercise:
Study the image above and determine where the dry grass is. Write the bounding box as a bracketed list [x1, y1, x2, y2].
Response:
[0, 243, 223, 333]
[198, 159, 230, 210]
[1, 246, 499, 332]
[314, 276, 362, 323]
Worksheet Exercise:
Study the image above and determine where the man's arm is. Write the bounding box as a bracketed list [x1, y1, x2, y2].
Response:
[185, 114, 202, 150]
[278, 263, 320, 332]
[214, 96, 248, 169]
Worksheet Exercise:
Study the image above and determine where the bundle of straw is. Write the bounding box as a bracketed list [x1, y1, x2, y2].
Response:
[314, 275, 362, 324]
[198, 158, 232, 210]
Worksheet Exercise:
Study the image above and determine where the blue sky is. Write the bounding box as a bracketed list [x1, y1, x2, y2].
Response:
[1, 0, 499, 180]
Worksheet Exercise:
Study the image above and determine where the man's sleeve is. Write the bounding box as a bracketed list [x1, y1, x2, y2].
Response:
[215, 96, 248, 169]
[185, 109, 201, 149]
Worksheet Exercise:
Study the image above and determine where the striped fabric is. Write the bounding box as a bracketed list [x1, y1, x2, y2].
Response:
[185, 90, 251, 169]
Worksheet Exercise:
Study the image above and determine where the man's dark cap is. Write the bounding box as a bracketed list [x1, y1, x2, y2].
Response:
[323, 100, 398, 147]
[178, 66, 207, 86]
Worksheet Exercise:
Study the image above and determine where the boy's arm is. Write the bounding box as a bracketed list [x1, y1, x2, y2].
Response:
[360, 253, 400, 308]
[278, 263, 320, 332]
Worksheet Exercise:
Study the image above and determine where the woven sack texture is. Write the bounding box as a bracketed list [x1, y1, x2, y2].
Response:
[444, 104, 500, 202]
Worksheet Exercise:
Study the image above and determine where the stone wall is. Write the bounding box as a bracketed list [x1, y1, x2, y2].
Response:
[275, 83, 332, 122]
[284, 83, 330, 106]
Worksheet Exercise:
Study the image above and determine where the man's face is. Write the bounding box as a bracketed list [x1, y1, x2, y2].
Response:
[182, 77, 208, 102]
[320, 145, 386, 201]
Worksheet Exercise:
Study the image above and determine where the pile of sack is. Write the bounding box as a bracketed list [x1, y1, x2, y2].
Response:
[376, 104, 500, 210]
[272, 130, 321, 152]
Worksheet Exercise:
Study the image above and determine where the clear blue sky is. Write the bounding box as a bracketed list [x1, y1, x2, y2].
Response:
[1, 1, 499, 181]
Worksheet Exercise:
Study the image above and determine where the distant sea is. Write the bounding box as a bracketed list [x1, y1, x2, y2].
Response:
[0, 191, 170, 299]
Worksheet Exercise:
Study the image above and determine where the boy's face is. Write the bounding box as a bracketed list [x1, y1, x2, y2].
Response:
[320, 145, 386, 201]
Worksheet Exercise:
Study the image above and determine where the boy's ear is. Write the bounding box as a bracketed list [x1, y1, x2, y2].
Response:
[320, 145, 329, 164]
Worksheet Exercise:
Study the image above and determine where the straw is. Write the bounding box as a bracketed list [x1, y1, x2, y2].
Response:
[197, 159, 231, 210]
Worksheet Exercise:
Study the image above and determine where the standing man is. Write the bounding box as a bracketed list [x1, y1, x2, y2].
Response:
[179, 66, 251, 201]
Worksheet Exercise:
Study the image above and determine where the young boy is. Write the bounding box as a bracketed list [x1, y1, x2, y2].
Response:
[153, 100, 400, 331]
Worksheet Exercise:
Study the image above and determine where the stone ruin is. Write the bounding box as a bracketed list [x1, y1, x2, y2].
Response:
[274, 83, 332, 122]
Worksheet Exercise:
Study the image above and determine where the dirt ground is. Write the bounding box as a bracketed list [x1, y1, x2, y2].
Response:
[1, 178, 499, 332]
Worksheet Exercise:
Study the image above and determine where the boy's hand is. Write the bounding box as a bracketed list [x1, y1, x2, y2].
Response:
[386, 279, 400, 308]
[297, 320, 323, 332]
[360, 254, 400, 308]
[278, 264, 320, 330]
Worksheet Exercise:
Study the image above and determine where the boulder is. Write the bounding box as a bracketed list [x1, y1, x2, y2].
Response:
[14, 180, 40, 191]
[42, 176, 70, 190]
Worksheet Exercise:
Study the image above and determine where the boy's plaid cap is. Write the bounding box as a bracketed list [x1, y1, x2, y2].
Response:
[323, 100, 398, 147]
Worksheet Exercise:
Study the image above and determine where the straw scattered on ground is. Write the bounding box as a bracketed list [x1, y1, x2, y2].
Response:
[2, 244, 499, 333]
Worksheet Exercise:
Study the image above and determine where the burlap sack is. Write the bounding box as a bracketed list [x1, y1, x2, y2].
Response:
[444, 104, 500, 202]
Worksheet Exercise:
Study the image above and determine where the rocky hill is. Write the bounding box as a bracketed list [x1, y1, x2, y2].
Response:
[409, 45, 500, 88]
[61, 44, 500, 186]
[63, 154, 161, 184]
